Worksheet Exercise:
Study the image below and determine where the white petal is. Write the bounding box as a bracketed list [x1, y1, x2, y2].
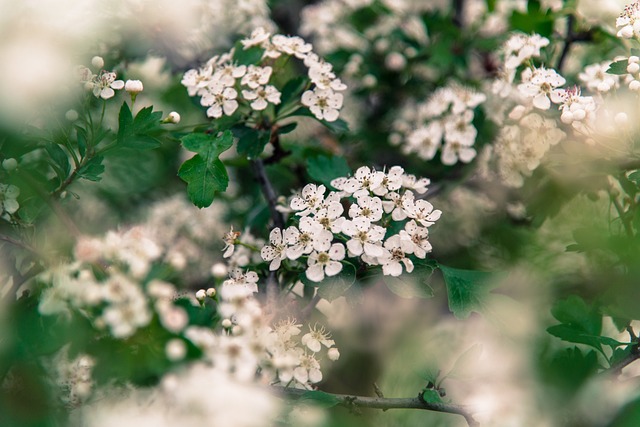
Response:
[325, 261, 343, 276]
[306, 264, 325, 282]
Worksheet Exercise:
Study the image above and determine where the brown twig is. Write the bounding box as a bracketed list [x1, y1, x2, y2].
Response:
[274, 387, 479, 427]
[250, 158, 285, 229]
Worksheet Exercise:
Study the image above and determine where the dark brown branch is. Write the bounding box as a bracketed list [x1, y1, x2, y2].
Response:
[275, 387, 479, 427]
[556, 15, 594, 73]
[452, 0, 465, 28]
[251, 158, 285, 229]
[606, 344, 640, 376]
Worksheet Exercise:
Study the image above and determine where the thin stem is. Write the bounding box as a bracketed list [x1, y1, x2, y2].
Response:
[610, 192, 633, 237]
[274, 387, 479, 427]
[0, 234, 39, 256]
[251, 158, 285, 229]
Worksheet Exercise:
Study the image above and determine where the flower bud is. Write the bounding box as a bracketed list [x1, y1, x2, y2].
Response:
[125, 79, 144, 94]
[165, 339, 187, 361]
[206, 287, 216, 297]
[221, 318, 233, 328]
[65, 109, 79, 122]
[211, 262, 228, 278]
[91, 56, 104, 69]
[195, 289, 206, 301]
[163, 111, 181, 124]
[2, 158, 18, 171]
[327, 347, 340, 361]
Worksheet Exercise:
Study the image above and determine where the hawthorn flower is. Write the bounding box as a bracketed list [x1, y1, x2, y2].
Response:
[294, 353, 323, 385]
[314, 203, 346, 233]
[241, 65, 273, 89]
[342, 166, 385, 196]
[348, 195, 384, 223]
[503, 33, 549, 69]
[222, 226, 241, 258]
[400, 220, 432, 258]
[517, 67, 566, 110]
[222, 269, 260, 295]
[406, 124, 443, 160]
[242, 85, 281, 110]
[214, 64, 247, 87]
[616, 2, 640, 38]
[261, 228, 287, 271]
[305, 243, 345, 282]
[301, 324, 335, 352]
[91, 71, 124, 99]
[301, 87, 343, 122]
[382, 191, 413, 221]
[342, 217, 385, 258]
[272, 35, 313, 59]
[241, 27, 271, 49]
[441, 140, 477, 165]
[201, 82, 239, 118]
[291, 184, 327, 216]
[285, 217, 332, 259]
[403, 194, 442, 227]
[182, 64, 215, 96]
[557, 87, 596, 127]
[578, 61, 619, 93]
[379, 235, 414, 277]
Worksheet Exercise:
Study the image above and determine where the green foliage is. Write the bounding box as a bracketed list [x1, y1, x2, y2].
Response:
[510, 0, 555, 37]
[541, 347, 600, 394]
[608, 60, 629, 75]
[316, 264, 357, 302]
[232, 126, 271, 159]
[178, 130, 234, 208]
[116, 103, 163, 150]
[547, 295, 625, 353]
[439, 265, 495, 319]
[306, 155, 351, 188]
[232, 42, 264, 66]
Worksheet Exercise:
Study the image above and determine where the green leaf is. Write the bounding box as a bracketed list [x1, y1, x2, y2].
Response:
[440, 265, 495, 319]
[485, 0, 496, 12]
[46, 144, 70, 179]
[117, 103, 163, 150]
[383, 259, 436, 299]
[608, 60, 629, 75]
[542, 347, 600, 393]
[316, 264, 357, 302]
[306, 155, 351, 188]
[299, 390, 341, 408]
[277, 122, 298, 135]
[547, 295, 623, 352]
[178, 131, 234, 208]
[77, 156, 105, 182]
[276, 76, 309, 115]
[628, 170, 640, 187]
[232, 126, 271, 159]
[420, 389, 444, 404]
[232, 42, 264, 66]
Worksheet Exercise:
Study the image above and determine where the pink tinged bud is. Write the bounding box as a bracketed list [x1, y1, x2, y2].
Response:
[125, 79, 144, 94]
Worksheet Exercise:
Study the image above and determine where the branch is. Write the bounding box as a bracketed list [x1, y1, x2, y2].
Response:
[299, 293, 322, 321]
[0, 234, 39, 256]
[275, 387, 479, 427]
[452, 0, 466, 28]
[251, 158, 285, 229]
[556, 15, 594, 73]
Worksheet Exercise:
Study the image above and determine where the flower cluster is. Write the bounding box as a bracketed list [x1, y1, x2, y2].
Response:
[300, 0, 431, 81]
[390, 84, 486, 165]
[578, 61, 620, 93]
[39, 230, 190, 340]
[182, 27, 346, 121]
[502, 33, 549, 70]
[262, 166, 440, 279]
[616, 1, 640, 39]
[186, 269, 339, 390]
